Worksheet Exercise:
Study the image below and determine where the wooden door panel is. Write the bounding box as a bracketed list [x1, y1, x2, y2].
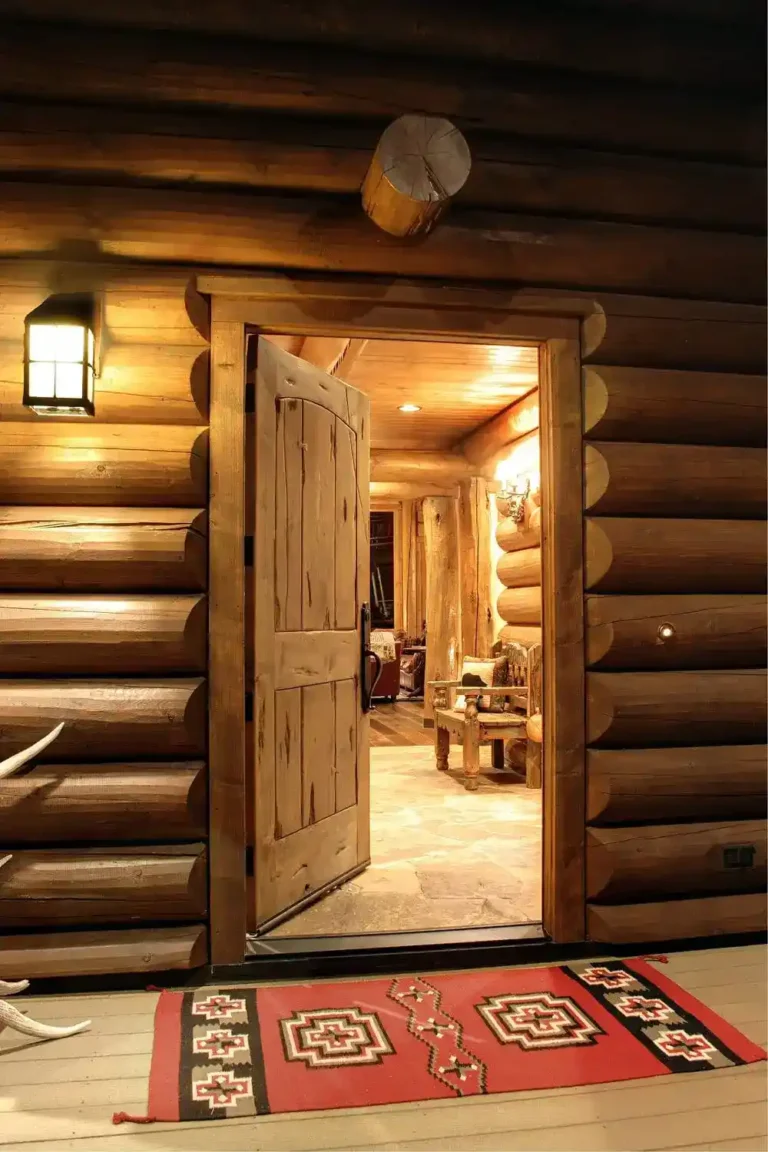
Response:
[302, 401, 336, 631]
[266, 808, 358, 926]
[302, 682, 336, 824]
[335, 678, 358, 811]
[275, 399, 303, 632]
[275, 630, 357, 688]
[275, 689, 302, 839]
[335, 420, 358, 630]
[252, 337, 370, 931]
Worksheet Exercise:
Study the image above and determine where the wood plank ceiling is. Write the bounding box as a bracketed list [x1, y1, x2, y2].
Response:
[266, 337, 539, 449]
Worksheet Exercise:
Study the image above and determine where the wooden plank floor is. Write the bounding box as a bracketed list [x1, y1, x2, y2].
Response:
[370, 700, 433, 747]
[0, 944, 765, 1150]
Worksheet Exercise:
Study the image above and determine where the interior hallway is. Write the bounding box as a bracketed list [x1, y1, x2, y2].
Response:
[1, 945, 764, 1150]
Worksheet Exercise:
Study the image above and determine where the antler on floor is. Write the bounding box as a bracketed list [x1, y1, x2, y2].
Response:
[0, 997, 91, 1040]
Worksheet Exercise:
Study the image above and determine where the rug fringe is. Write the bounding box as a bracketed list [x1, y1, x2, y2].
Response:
[112, 1112, 158, 1125]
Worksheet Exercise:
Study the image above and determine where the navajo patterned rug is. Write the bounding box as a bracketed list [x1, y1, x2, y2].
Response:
[132, 959, 766, 1122]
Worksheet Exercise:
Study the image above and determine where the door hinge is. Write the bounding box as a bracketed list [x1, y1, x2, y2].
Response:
[244, 534, 254, 566]
[245, 379, 255, 413]
[245, 692, 254, 723]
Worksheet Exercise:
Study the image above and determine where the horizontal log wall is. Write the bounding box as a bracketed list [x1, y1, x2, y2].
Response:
[0, 263, 210, 971]
[583, 237, 767, 942]
[0, 2, 762, 956]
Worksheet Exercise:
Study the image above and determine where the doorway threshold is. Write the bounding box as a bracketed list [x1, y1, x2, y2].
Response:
[212, 921, 601, 982]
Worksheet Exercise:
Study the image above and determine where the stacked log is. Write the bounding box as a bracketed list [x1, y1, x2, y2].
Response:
[583, 358, 767, 943]
[0, 265, 210, 977]
[496, 492, 542, 645]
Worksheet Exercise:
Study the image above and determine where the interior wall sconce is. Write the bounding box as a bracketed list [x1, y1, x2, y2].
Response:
[498, 475, 531, 524]
[23, 294, 100, 416]
[657, 622, 677, 642]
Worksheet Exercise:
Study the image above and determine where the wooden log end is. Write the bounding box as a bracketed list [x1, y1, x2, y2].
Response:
[362, 115, 471, 238]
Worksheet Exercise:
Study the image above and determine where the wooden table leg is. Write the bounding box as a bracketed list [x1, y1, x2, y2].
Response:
[435, 724, 450, 771]
[492, 740, 505, 771]
[463, 698, 480, 790]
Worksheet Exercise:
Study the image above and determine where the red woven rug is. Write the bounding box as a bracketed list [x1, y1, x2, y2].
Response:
[135, 959, 766, 1122]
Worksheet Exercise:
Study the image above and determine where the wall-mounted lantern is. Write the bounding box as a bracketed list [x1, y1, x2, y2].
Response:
[498, 475, 531, 524]
[23, 294, 99, 417]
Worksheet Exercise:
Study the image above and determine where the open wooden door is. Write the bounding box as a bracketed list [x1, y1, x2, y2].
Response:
[251, 337, 371, 933]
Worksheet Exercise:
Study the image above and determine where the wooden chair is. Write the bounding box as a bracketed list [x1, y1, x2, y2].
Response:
[429, 642, 543, 791]
[428, 680, 528, 791]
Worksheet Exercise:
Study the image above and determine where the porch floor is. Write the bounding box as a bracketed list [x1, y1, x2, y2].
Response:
[269, 735, 542, 938]
[0, 945, 765, 1150]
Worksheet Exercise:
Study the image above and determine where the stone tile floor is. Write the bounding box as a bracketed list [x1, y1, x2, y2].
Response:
[269, 743, 542, 936]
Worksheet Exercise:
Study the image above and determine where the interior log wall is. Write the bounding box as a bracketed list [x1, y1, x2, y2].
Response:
[0, 0, 764, 968]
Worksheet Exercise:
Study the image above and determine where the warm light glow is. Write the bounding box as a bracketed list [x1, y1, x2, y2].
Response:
[495, 436, 540, 494]
[658, 623, 676, 641]
[490, 345, 526, 367]
[398, 403, 422, 413]
[24, 297, 96, 417]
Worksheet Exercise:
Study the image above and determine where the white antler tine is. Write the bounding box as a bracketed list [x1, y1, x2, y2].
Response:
[0, 723, 65, 779]
[0, 999, 91, 1039]
[0, 980, 29, 996]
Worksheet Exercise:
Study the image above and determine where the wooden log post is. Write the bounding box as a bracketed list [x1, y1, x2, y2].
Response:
[458, 477, 493, 660]
[423, 496, 460, 724]
[362, 115, 471, 237]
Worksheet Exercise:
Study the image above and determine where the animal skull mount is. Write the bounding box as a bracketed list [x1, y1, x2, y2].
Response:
[0, 723, 92, 1043]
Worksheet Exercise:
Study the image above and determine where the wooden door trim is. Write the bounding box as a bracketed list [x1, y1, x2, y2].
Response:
[204, 276, 588, 948]
[208, 315, 247, 965]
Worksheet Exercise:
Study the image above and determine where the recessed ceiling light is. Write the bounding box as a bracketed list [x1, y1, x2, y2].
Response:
[398, 403, 422, 413]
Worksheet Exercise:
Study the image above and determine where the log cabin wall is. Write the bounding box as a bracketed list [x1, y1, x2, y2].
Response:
[0, 265, 211, 979]
[0, 0, 763, 960]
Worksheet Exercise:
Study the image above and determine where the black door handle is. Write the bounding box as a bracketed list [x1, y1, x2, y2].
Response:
[360, 603, 382, 712]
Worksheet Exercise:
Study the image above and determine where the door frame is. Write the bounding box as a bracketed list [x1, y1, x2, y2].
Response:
[205, 271, 592, 964]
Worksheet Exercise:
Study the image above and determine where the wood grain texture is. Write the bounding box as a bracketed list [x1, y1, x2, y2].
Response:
[584, 442, 767, 518]
[539, 338, 585, 943]
[587, 669, 767, 747]
[587, 820, 767, 902]
[370, 450, 478, 483]
[0, 103, 763, 230]
[0, 924, 208, 978]
[0, 846, 208, 926]
[0, 679, 206, 760]
[0, 594, 207, 674]
[275, 631, 357, 691]
[585, 518, 767, 593]
[0, 763, 207, 842]
[498, 585, 543, 625]
[461, 389, 539, 467]
[587, 892, 767, 943]
[497, 547, 542, 590]
[458, 478, 493, 659]
[0, 423, 207, 506]
[586, 594, 767, 669]
[0, 22, 760, 159]
[334, 678, 357, 812]
[584, 297, 767, 374]
[0, 182, 763, 302]
[0, 3, 760, 90]
[275, 398, 303, 632]
[587, 745, 767, 824]
[207, 317, 246, 965]
[496, 517, 541, 553]
[0, 507, 207, 592]
[583, 366, 767, 446]
[0, 339, 209, 425]
[423, 496, 460, 722]
[0, 261, 208, 345]
[274, 690, 302, 839]
[302, 401, 336, 631]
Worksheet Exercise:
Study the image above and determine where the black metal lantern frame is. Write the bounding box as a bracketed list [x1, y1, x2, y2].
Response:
[23, 293, 97, 417]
